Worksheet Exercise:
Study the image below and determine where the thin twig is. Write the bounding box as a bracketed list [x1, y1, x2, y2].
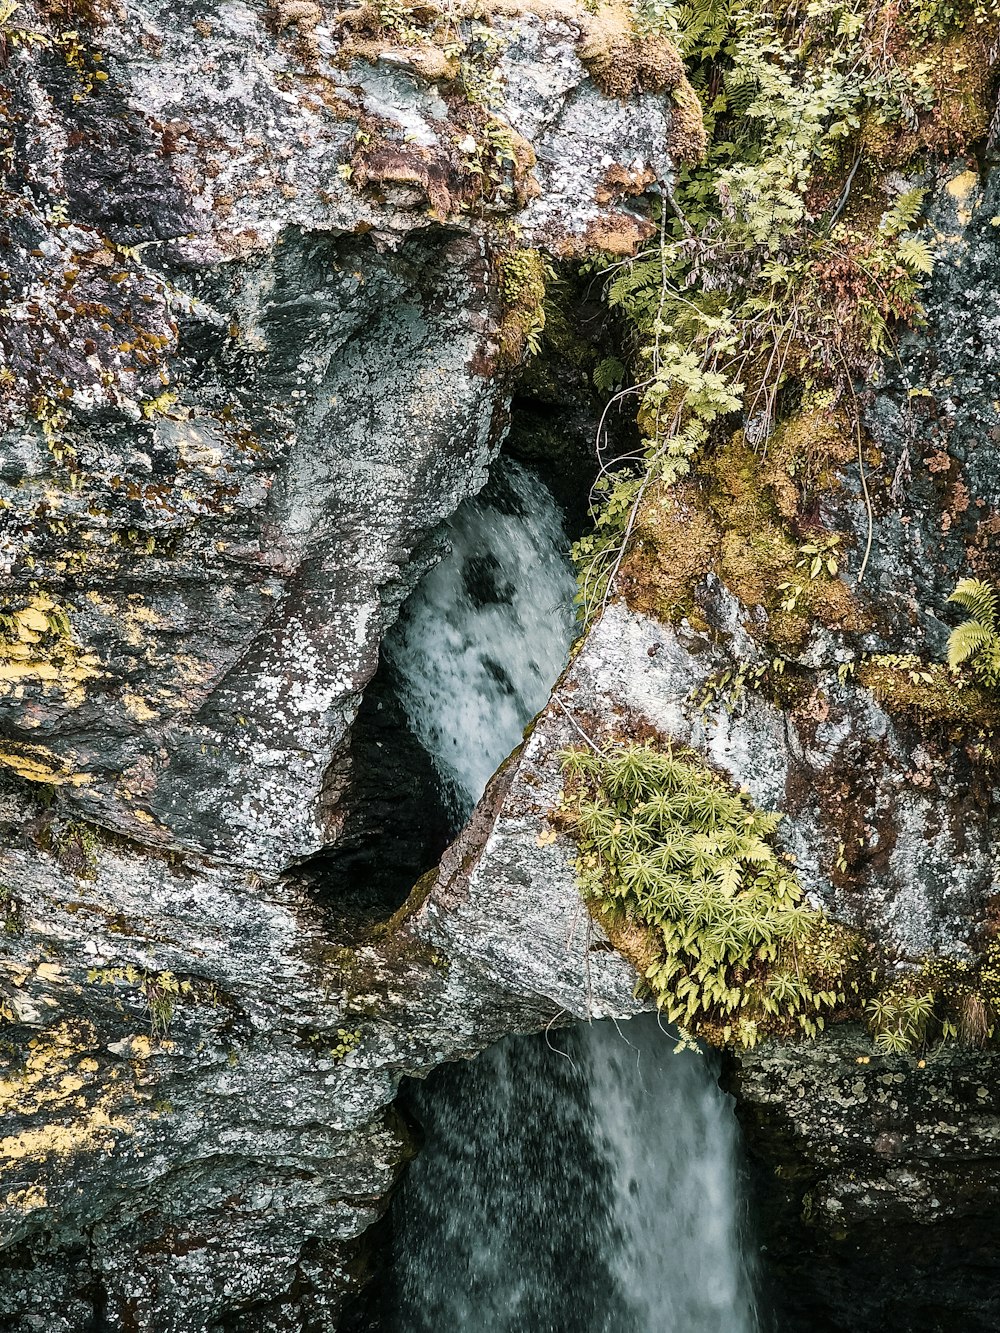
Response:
[553, 696, 605, 754]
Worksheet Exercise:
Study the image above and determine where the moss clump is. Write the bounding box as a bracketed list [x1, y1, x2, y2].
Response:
[579, 2, 684, 95]
[495, 247, 549, 365]
[618, 482, 719, 625]
[0, 885, 22, 937]
[858, 654, 1000, 734]
[558, 739, 863, 1048]
[618, 425, 868, 651]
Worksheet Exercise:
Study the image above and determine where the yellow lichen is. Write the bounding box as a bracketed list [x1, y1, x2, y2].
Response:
[0, 1019, 134, 1169]
[0, 742, 92, 787]
[122, 690, 159, 723]
[4, 1185, 47, 1213]
[0, 592, 101, 708]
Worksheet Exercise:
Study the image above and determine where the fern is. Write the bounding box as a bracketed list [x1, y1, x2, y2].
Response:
[947, 579, 1000, 685]
[896, 236, 935, 276]
[881, 187, 926, 235]
[949, 576, 998, 626]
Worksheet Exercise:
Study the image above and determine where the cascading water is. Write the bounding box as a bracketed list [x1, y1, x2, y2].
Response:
[383, 456, 759, 1331]
[385, 458, 578, 819]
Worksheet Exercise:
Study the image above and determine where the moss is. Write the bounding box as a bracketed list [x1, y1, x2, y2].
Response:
[495, 247, 549, 365]
[578, 2, 685, 98]
[618, 481, 719, 623]
[872, 24, 998, 161]
[858, 655, 1000, 734]
[0, 885, 21, 937]
[618, 422, 869, 650]
[667, 77, 709, 165]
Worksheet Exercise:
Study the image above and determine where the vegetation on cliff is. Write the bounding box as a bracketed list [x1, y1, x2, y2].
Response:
[558, 739, 863, 1047]
[573, 0, 998, 623]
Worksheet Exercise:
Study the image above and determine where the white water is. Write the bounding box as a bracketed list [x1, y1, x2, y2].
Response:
[385, 458, 578, 818]
[386, 457, 758, 1331]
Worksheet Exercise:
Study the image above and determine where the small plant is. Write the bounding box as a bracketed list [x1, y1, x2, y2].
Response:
[0, 885, 22, 936]
[796, 533, 841, 580]
[87, 965, 199, 1039]
[331, 1027, 361, 1061]
[947, 579, 1000, 686]
[867, 985, 935, 1053]
[558, 739, 861, 1047]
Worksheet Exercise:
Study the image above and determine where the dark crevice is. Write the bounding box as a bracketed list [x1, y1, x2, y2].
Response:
[299, 269, 630, 936]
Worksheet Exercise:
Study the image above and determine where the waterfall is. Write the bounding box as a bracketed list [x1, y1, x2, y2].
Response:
[384, 456, 759, 1331]
[388, 1019, 758, 1332]
[385, 457, 578, 819]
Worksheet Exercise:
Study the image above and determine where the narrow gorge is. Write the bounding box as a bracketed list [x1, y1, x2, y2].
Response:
[1, 0, 1000, 1329]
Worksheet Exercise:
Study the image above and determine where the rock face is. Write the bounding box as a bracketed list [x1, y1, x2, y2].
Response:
[0, 0, 688, 870]
[4, 0, 1000, 1326]
[412, 154, 1000, 1326]
[0, 0, 694, 1325]
[727, 1028, 1000, 1333]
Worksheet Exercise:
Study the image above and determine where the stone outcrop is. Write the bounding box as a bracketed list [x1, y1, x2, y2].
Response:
[0, 0, 692, 1325]
[4, 0, 1000, 1327]
[410, 153, 1000, 1327]
[0, 0, 689, 870]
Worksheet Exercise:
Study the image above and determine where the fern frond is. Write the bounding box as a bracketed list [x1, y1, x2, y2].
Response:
[880, 187, 926, 236]
[948, 577, 998, 628]
[896, 236, 935, 276]
[947, 621, 990, 671]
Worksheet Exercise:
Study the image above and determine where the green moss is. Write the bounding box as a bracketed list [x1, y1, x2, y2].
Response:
[858, 654, 1000, 736]
[617, 426, 868, 651]
[495, 247, 549, 366]
[558, 738, 865, 1048]
[0, 884, 22, 937]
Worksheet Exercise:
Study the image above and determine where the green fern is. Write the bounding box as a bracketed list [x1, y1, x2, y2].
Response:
[880, 187, 926, 236]
[947, 579, 1000, 684]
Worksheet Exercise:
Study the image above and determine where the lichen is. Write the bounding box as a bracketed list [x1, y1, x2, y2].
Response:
[0, 593, 101, 709]
[0, 1019, 134, 1168]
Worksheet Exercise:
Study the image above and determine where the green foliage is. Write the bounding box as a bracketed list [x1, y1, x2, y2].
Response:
[947, 579, 1000, 685]
[86, 965, 211, 1040]
[0, 884, 21, 937]
[867, 984, 935, 1053]
[496, 248, 551, 360]
[904, 0, 992, 39]
[572, 0, 950, 618]
[331, 1027, 361, 1061]
[689, 655, 791, 721]
[559, 740, 861, 1046]
[866, 935, 1000, 1053]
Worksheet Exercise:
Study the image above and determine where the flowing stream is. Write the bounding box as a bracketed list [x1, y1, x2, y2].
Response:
[382, 457, 759, 1331]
